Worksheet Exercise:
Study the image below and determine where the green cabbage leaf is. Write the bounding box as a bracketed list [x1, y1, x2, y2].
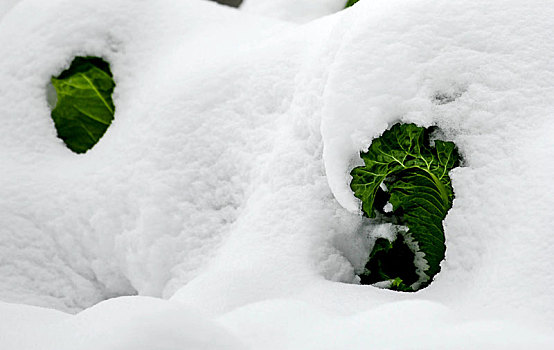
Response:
[51, 57, 115, 153]
[350, 123, 460, 290]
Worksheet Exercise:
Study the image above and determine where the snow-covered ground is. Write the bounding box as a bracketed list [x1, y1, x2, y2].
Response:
[1, 0, 553, 348]
[241, 0, 346, 23]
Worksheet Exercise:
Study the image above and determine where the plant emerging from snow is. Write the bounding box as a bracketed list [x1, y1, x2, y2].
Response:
[51, 57, 115, 154]
[350, 123, 460, 291]
[345, 0, 359, 8]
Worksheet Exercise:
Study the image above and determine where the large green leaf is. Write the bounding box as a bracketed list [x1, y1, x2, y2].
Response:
[350, 123, 460, 290]
[51, 57, 115, 153]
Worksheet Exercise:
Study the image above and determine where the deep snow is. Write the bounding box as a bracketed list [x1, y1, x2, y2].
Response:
[241, 0, 346, 23]
[1, 0, 553, 349]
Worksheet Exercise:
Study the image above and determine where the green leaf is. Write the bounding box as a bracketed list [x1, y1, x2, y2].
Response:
[51, 57, 115, 154]
[360, 236, 418, 291]
[351, 123, 460, 290]
[345, 0, 359, 8]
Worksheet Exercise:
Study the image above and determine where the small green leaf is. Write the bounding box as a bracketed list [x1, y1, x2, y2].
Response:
[51, 57, 115, 153]
[351, 123, 460, 290]
[345, 0, 360, 8]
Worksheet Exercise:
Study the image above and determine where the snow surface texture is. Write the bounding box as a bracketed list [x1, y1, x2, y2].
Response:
[0, 0, 19, 20]
[1, 0, 554, 349]
[241, 0, 346, 23]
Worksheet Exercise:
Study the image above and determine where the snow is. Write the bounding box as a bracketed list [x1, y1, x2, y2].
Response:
[0, 0, 20, 20]
[241, 0, 346, 23]
[1, 297, 244, 350]
[1, 0, 554, 348]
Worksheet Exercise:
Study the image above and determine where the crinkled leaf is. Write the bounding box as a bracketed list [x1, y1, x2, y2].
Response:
[51, 57, 115, 154]
[351, 123, 460, 290]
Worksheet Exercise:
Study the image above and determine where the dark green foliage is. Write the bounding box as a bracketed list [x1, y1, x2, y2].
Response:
[51, 57, 115, 153]
[351, 123, 460, 291]
[360, 236, 418, 292]
[345, 0, 360, 8]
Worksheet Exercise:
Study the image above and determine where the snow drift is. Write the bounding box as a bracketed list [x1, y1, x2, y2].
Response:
[0, 0, 553, 348]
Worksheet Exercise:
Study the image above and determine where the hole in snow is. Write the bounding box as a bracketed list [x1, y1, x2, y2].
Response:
[49, 56, 115, 154]
[350, 123, 461, 292]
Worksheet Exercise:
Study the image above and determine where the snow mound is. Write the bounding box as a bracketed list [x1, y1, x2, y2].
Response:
[1, 297, 244, 350]
[0, 0, 290, 312]
[241, 0, 346, 23]
[0, 0, 20, 20]
[0, 0, 553, 348]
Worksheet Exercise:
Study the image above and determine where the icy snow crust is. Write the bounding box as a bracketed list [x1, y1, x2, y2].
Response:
[1, 0, 554, 348]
